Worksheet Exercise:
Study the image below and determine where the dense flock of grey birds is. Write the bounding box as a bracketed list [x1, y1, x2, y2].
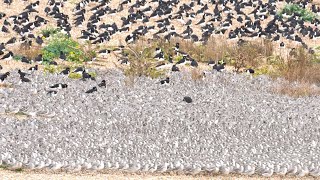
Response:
[0, 69, 320, 177]
[1, 0, 320, 177]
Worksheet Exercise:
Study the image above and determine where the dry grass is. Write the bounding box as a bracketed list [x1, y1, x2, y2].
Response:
[273, 81, 320, 97]
[279, 48, 320, 84]
[190, 68, 204, 81]
[0, 83, 13, 88]
[15, 44, 42, 60]
[116, 39, 166, 85]
[271, 47, 320, 97]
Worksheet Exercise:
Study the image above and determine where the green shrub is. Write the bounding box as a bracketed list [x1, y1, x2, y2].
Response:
[68, 72, 82, 79]
[41, 27, 61, 38]
[43, 65, 58, 74]
[42, 33, 88, 63]
[13, 55, 23, 61]
[279, 3, 318, 22]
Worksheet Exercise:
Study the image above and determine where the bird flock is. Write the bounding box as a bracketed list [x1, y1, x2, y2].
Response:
[0, 0, 320, 177]
[0, 71, 319, 177]
[0, 0, 320, 72]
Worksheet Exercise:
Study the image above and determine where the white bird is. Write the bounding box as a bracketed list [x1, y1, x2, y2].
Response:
[242, 165, 255, 175]
[297, 166, 309, 177]
[141, 163, 150, 172]
[190, 165, 202, 175]
[97, 161, 104, 170]
[35, 160, 45, 169]
[51, 161, 63, 170]
[261, 168, 274, 177]
[105, 162, 112, 169]
[149, 164, 157, 173]
[120, 162, 129, 170]
[220, 166, 231, 174]
[287, 165, 298, 176]
[310, 168, 320, 177]
[277, 164, 288, 175]
[128, 162, 141, 172]
[157, 162, 168, 173]
[203, 163, 219, 173]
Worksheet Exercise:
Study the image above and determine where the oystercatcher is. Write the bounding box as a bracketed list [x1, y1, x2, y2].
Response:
[28, 65, 38, 71]
[160, 77, 169, 84]
[50, 83, 68, 89]
[60, 67, 70, 75]
[1, 51, 13, 60]
[85, 86, 97, 93]
[98, 80, 106, 88]
[0, 72, 10, 82]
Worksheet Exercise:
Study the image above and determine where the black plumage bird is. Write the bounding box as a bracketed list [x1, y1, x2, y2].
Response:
[34, 54, 43, 63]
[82, 70, 95, 80]
[85, 86, 97, 93]
[28, 65, 38, 71]
[60, 67, 70, 75]
[246, 68, 255, 74]
[183, 96, 193, 103]
[160, 77, 169, 84]
[20, 76, 31, 83]
[0, 72, 10, 82]
[59, 51, 66, 60]
[190, 59, 198, 67]
[50, 83, 68, 89]
[18, 69, 29, 78]
[47, 90, 58, 96]
[73, 67, 84, 74]
[21, 56, 31, 64]
[1, 51, 13, 60]
[98, 80, 106, 88]
[35, 36, 44, 45]
[172, 65, 180, 72]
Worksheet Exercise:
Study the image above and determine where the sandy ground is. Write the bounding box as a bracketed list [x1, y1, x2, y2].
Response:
[0, 169, 317, 180]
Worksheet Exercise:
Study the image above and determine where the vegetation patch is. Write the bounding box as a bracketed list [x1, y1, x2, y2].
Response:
[41, 32, 95, 63]
[41, 27, 61, 38]
[279, 3, 318, 22]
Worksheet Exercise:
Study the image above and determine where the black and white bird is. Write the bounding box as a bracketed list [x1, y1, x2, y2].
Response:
[47, 90, 58, 96]
[33, 54, 43, 63]
[73, 67, 84, 74]
[85, 86, 97, 93]
[28, 65, 38, 71]
[0, 72, 10, 82]
[98, 49, 111, 57]
[245, 68, 255, 74]
[18, 69, 29, 78]
[98, 80, 106, 88]
[60, 67, 70, 75]
[21, 56, 31, 64]
[154, 52, 164, 61]
[1, 51, 13, 60]
[160, 77, 169, 84]
[50, 83, 68, 89]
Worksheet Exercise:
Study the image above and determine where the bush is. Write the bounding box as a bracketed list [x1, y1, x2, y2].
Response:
[279, 3, 318, 22]
[42, 33, 89, 63]
[41, 27, 61, 38]
[118, 40, 166, 80]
